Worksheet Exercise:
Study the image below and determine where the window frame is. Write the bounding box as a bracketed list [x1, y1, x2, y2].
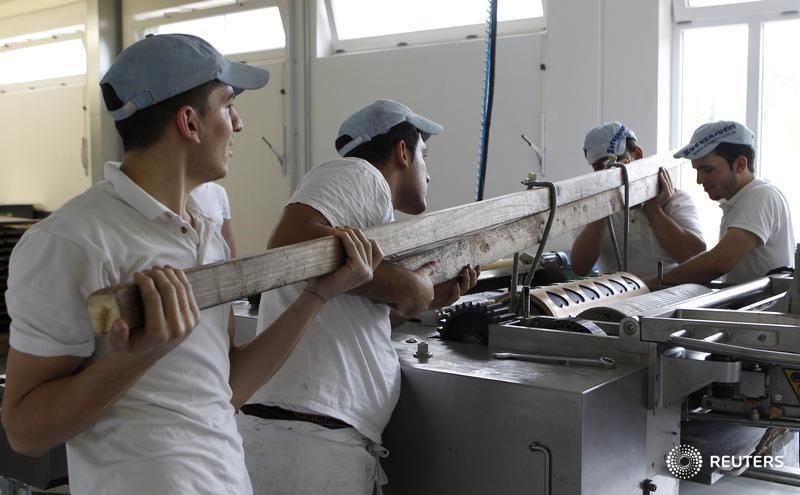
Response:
[322, 0, 546, 55]
[130, 0, 286, 62]
[673, 0, 800, 23]
[0, 30, 87, 92]
[670, 2, 800, 245]
[671, 8, 800, 167]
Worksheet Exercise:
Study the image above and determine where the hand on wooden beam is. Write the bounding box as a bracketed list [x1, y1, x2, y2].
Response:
[429, 264, 481, 309]
[304, 227, 382, 302]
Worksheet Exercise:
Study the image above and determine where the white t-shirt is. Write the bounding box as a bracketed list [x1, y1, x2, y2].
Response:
[596, 189, 704, 279]
[719, 178, 795, 283]
[191, 182, 231, 227]
[6, 162, 251, 495]
[252, 157, 396, 444]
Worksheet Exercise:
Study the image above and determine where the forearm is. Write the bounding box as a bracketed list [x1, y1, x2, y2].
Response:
[228, 290, 325, 408]
[349, 262, 431, 316]
[660, 251, 727, 286]
[571, 220, 608, 275]
[643, 205, 706, 262]
[2, 351, 156, 456]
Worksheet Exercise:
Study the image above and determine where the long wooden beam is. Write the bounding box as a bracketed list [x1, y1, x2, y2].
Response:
[87, 152, 683, 333]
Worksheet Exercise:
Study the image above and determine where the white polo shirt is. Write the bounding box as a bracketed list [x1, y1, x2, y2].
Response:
[719, 178, 795, 283]
[6, 162, 250, 494]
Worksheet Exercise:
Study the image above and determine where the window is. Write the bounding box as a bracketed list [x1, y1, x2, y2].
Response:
[0, 31, 86, 87]
[143, 6, 285, 56]
[759, 19, 800, 237]
[676, 24, 748, 244]
[326, 0, 544, 52]
[674, 0, 796, 22]
[674, 3, 800, 244]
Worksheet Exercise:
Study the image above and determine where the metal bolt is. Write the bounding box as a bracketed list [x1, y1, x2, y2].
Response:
[405, 338, 418, 344]
[623, 322, 637, 335]
[758, 334, 767, 342]
[641, 479, 657, 493]
[414, 341, 433, 359]
[774, 394, 783, 402]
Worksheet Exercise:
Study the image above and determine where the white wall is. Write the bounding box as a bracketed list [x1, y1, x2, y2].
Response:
[0, 85, 90, 211]
[311, 33, 544, 214]
[218, 61, 291, 255]
[0, 0, 674, 257]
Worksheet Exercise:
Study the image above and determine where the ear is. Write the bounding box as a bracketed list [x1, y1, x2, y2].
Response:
[394, 139, 411, 170]
[734, 155, 749, 173]
[633, 146, 644, 160]
[175, 105, 201, 144]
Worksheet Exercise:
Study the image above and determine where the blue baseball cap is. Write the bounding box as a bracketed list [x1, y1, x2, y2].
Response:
[101, 33, 270, 121]
[336, 99, 443, 157]
[583, 122, 637, 165]
[673, 121, 754, 160]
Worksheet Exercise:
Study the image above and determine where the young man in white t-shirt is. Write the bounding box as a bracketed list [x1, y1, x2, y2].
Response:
[656, 120, 795, 286]
[1, 34, 378, 495]
[571, 122, 706, 280]
[240, 100, 479, 495]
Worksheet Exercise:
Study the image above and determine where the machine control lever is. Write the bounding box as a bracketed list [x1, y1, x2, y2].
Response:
[493, 352, 616, 368]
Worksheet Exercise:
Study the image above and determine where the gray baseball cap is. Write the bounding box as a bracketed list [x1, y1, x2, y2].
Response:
[583, 122, 637, 165]
[336, 99, 443, 157]
[673, 121, 754, 160]
[101, 33, 269, 121]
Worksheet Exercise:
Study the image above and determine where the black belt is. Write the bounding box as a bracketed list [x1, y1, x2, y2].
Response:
[240, 404, 350, 430]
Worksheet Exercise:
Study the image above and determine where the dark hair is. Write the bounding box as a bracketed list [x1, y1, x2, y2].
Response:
[101, 80, 220, 152]
[625, 136, 638, 153]
[710, 142, 755, 173]
[336, 121, 420, 166]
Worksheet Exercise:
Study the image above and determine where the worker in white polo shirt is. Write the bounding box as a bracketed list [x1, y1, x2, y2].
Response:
[2, 34, 378, 495]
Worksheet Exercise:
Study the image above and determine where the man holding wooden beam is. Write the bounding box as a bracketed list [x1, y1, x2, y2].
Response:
[1, 34, 379, 495]
[571, 121, 706, 279]
[238, 100, 479, 495]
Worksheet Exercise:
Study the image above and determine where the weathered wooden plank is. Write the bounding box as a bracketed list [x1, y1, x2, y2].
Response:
[392, 169, 661, 282]
[87, 153, 682, 333]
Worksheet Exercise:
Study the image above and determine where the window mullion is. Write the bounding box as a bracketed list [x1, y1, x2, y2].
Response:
[746, 18, 763, 172]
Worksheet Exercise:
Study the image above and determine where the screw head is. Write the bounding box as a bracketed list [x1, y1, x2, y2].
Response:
[775, 394, 784, 402]
[623, 322, 637, 335]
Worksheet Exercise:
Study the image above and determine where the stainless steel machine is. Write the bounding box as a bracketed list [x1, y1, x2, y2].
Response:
[382, 253, 800, 494]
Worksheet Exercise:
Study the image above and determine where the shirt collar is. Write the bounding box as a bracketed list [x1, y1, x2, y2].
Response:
[104, 161, 174, 221]
[720, 177, 761, 211]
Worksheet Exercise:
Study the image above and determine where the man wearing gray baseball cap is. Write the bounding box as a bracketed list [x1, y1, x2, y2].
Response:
[238, 99, 478, 495]
[572, 122, 706, 279]
[654, 120, 794, 286]
[2, 34, 379, 494]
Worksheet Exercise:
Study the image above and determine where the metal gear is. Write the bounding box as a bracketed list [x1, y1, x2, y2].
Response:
[436, 299, 519, 345]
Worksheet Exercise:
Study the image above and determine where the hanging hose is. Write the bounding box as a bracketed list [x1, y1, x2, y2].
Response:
[475, 0, 498, 202]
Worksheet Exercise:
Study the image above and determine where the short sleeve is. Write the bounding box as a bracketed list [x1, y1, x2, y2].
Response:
[289, 160, 394, 229]
[218, 185, 231, 220]
[6, 229, 106, 357]
[725, 188, 781, 245]
[664, 189, 704, 240]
